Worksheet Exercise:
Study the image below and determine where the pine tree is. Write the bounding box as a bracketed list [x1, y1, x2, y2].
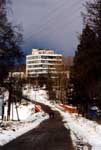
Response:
[72, 25, 97, 106]
[71, 0, 101, 109]
[83, 0, 101, 102]
[83, 0, 101, 76]
[84, 0, 101, 38]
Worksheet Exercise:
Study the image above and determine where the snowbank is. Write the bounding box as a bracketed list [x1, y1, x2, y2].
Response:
[23, 87, 101, 150]
[23, 87, 50, 104]
[3, 102, 35, 121]
[0, 112, 49, 146]
[57, 109, 101, 150]
[0, 95, 49, 146]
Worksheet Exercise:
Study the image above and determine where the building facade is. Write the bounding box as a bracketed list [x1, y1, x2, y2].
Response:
[26, 49, 63, 78]
[9, 64, 26, 79]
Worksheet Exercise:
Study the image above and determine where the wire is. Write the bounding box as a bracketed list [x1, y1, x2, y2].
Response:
[24, 12, 82, 47]
[25, 0, 77, 36]
[23, 9, 82, 46]
[25, 0, 83, 42]
[25, 0, 82, 41]
[36, 5, 82, 35]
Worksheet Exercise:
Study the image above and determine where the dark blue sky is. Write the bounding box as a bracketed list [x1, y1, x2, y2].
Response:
[9, 0, 87, 56]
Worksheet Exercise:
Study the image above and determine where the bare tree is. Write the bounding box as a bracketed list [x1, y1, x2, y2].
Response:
[0, 0, 24, 120]
[53, 59, 69, 104]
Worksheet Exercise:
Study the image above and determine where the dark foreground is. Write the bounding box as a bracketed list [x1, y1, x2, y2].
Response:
[0, 103, 74, 150]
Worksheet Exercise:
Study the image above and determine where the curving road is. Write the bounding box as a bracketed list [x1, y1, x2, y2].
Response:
[1, 103, 74, 150]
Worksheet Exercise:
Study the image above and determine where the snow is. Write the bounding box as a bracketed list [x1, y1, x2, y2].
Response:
[0, 112, 49, 146]
[4, 102, 35, 121]
[56, 109, 101, 150]
[23, 87, 101, 150]
[0, 86, 101, 149]
[22, 86, 50, 105]
[0, 87, 49, 146]
[3, 90, 9, 102]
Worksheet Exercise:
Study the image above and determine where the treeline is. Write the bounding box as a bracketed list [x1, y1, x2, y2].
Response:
[69, 0, 101, 110]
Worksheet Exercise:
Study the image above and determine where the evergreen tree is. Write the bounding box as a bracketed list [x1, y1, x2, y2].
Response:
[83, 0, 101, 78]
[83, 0, 101, 103]
[71, 0, 101, 109]
[84, 0, 101, 39]
[72, 25, 97, 105]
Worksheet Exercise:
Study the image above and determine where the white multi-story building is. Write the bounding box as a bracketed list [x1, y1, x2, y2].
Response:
[26, 49, 63, 78]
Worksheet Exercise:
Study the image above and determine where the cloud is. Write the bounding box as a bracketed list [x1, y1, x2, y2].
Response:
[10, 0, 84, 55]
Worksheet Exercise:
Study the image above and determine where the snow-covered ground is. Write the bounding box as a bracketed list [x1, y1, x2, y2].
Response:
[22, 86, 49, 103]
[0, 112, 48, 146]
[23, 86, 101, 150]
[3, 101, 35, 121]
[56, 109, 101, 150]
[0, 87, 49, 146]
[0, 86, 101, 149]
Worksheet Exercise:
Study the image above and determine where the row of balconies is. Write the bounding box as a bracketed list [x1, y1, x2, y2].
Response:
[26, 59, 62, 64]
[27, 67, 56, 72]
[27, 55, 62, 60]
[27, 70, 57, 75]
[26, 63, 62, 69]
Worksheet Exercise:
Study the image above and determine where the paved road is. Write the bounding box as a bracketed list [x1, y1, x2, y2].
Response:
[1, 103, 74, 150]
